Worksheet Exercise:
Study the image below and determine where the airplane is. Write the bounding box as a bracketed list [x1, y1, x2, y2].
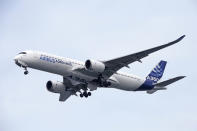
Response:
[14, 35, 186, 102]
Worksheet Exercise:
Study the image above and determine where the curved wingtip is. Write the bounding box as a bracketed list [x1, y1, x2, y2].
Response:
[177, 35, 186, 42]
[177, 76, 186, 80]
[170, 35, 186, 45]
[180, 76, 186, 78]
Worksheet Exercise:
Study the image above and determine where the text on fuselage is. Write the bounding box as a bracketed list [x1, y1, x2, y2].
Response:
[40, 54, 72, 66]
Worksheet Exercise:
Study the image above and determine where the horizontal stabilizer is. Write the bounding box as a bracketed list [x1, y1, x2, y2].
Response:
[147, 90, 157, 94]
[154, 76, 186, 87]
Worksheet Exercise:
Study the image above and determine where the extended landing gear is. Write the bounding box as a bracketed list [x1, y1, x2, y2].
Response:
[98, 75, 111, 87]
[88, 92, 91, 96]
[24, 68, 29, 75]
[102, 81, 111, 87]
[80, 93, 83, 98]
[24, 70, 29, 75]
[80, 91, 91, 98]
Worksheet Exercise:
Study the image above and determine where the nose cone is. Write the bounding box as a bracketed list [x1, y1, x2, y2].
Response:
[14, 55, 20, 61]
[14, 55, 22, 67]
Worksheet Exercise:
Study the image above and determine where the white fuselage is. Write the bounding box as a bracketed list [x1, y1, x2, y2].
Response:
[14, 51, 146, 91]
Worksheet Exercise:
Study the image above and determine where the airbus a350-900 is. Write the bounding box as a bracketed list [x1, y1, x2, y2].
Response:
[14, 35, 186, 101]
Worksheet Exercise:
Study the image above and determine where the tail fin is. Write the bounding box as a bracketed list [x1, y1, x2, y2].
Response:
[146, 60, 167, 84]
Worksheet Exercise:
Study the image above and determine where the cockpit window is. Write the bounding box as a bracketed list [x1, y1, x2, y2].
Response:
[18, 52, 27, 55]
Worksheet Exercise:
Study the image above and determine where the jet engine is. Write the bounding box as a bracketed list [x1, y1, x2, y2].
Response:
[85, 59, 105, 73]
[46, 81, 65, 93]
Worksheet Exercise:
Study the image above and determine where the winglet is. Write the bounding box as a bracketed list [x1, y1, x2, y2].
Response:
[178, 76, 186, 79]
[171, 35, 186, 44]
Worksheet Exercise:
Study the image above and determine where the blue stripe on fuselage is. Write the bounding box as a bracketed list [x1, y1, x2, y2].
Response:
[135, 80, 154, 91]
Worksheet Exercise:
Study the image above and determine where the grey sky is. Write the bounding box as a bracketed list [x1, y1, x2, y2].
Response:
[0, 0, 197, 131]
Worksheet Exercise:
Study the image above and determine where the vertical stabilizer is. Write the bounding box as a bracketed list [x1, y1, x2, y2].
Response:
[146, 60, 167, 84]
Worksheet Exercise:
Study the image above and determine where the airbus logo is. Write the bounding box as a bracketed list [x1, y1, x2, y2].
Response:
[40, 54, 72, 66]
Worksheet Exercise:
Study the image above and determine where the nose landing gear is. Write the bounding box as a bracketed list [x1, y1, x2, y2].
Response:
[24, 70, 29, 75]
[24, 68, 29, 75]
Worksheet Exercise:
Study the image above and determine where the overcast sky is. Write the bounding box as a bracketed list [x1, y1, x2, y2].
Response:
[1, 0, 197, 131]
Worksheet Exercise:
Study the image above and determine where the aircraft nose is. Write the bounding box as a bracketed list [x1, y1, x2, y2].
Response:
[14, 55, 22, 67]
[14, 55, 20, 61]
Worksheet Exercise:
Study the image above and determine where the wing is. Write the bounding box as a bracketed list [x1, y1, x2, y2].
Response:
[103, 35, 185, 77]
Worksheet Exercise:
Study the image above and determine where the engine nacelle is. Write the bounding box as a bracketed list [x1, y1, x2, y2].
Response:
[46, 81, 65, 93]
[85, 59, 105, 73]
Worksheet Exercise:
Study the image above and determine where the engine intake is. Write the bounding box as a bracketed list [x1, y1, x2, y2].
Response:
[85, 59, 105, 73]
[46, 81, 65, 93]
[46, 81, 53, 90]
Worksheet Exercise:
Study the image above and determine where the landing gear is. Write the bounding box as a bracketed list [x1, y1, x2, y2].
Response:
[24, 67, 29, 75]
[24, 70, 29, 75]
[96, 74, 111, 87]
[80, 91, 92, 98]
[97, 74, 111, 87]
[88, 92, 91, 96]
[83, 92, 88, 98]
[103, 81, 111, 87]
[80, 93, 83, 98]
[98, 74, 104, 87]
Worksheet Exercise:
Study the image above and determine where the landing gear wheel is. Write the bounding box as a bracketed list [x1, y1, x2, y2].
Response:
[83, 92, 88, 98]
[80, 94, 83, 98]
[88, 92, 91, 96]
[24, 70, 28, 75]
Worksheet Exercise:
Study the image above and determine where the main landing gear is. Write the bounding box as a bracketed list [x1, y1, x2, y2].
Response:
[80, 91, 91, 98]
[98, 75, 111, 87]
